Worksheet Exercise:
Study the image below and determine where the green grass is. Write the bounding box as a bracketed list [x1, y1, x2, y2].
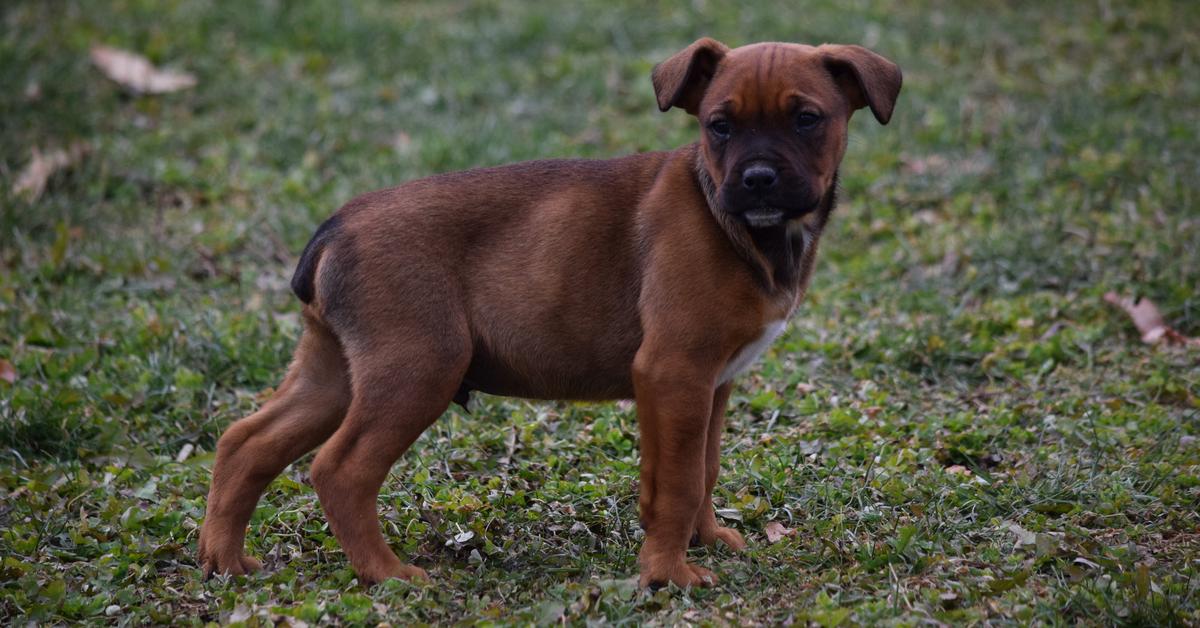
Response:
[2, 0, 1198, 624]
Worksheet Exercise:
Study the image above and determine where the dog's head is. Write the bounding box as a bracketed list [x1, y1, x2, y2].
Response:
[653, 39, 901, 228]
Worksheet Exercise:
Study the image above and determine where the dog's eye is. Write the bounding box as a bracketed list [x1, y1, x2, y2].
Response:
[795, 112, 822, 130]
[708, 119, 731, 138]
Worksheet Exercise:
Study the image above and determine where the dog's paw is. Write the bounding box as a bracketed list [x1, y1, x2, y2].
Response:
[638, 556, 718, 589]
[699, 525, 747, 551]
[694, 509, 748, 551]
[197, 526, 263, 578]
[359, 563, 429, 586]
[200, 551, 263, 578]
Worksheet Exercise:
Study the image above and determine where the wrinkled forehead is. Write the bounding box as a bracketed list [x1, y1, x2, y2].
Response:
[703, 43, 838, 116]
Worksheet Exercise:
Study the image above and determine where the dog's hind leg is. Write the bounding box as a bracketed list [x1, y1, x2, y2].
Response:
[198, 311, 351, 577]
[309, 324, 470, 584]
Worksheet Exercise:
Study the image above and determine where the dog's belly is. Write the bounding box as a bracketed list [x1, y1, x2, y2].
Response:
[462, 288, 644, 401]
[719, 320, 786, 384]
[463, 336, 640, 401]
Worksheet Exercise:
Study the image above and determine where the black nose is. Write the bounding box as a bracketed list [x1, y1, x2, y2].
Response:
[741, 165, 778, 192]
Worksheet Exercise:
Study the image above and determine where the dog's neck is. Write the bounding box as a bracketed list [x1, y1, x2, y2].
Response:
[692, 149, 836, 296]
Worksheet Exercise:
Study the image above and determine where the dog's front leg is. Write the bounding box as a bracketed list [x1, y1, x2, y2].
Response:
[692, 382, 748, 551]
[633, 350, 719, 588]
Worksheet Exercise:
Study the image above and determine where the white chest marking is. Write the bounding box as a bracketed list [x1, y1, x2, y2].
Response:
[718, 320, 787, 384]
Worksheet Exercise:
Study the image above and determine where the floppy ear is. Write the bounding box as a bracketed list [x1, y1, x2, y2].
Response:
[651, 38, 730, 115]
[819, 44, 902, 124]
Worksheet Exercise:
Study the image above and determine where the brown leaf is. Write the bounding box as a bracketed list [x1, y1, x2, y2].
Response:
[1104, 292, 1198, 347]
[90, 45, 196, 94]
[764, 521, 795, 543]
[1005, 521, 1036, 546]
[0, 359, 16, 384]
[12, 143, 88, 201]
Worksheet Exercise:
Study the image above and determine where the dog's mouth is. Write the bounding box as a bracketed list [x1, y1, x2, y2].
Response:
[741, 208, 786, 228]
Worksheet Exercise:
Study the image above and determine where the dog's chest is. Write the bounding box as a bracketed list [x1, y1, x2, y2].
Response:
[718, 320, 787, 385]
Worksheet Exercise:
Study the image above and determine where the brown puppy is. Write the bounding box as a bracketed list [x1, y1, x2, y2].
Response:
[198, 39, 901, 588]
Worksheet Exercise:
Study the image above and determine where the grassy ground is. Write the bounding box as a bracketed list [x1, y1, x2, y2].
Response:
[2, 0, 1198, 624]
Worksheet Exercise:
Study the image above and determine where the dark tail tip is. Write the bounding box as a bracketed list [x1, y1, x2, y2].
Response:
[291, 214, 342, 304]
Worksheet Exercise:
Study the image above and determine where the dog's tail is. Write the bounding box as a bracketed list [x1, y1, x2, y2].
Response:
[290, 214, 341, 304]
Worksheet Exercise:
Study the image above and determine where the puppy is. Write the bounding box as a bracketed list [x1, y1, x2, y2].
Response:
[198, 38, 901, 588]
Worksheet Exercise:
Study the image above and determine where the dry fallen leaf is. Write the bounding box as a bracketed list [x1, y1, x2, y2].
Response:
[1104, 292, 1198, 347]
[90, 45, 196, 94]
[0, 359, 16, 384]
[764, 521, 795, 544]
[12, 143, 88, 200]
[227, 605, 253, 624]
[1005, 521, 1036, 546]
